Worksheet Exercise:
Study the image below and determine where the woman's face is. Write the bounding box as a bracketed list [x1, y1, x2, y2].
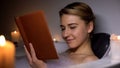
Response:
[60, 14, 93, 48]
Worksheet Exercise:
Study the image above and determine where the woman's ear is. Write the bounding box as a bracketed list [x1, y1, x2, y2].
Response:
[87, 21, 94, 33]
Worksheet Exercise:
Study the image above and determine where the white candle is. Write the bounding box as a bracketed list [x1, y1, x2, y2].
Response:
[0, 35, 15, 68]
[110, 34, 120, 64]
[11, 30, 20, 42]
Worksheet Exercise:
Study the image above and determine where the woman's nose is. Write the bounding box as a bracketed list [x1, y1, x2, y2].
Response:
[62, 29, 70, 39]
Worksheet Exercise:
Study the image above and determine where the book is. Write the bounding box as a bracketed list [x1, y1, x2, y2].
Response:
[15, 10, 58, 60]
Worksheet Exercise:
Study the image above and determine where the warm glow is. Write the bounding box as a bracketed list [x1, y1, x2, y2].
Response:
[53, 38, 57, 42]
[117, 36, 120, 40]
[0, 35, 15, 68]
[14, 31, 17, 33]
[53, 38, 58, 42]
[0, 35, 6, 46]
[11, 30, 20, 42]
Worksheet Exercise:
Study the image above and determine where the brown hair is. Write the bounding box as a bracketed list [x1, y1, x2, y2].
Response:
[59, 2, 95, 24]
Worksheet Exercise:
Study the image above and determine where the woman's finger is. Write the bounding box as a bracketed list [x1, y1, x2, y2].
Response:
[24, 45, 32, 63]
[29, 43, 37, 60]
[26, 43, 47, 68]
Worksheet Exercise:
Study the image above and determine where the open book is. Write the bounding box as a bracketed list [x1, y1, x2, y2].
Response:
[15, 10, 58, 60]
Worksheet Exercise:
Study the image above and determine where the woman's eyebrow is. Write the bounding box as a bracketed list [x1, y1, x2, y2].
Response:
[60, 23, 78, 27]
[68, 23, 78, 26]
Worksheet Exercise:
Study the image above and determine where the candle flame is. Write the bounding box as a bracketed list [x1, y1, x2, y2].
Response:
[14, 31, 17, 34]
[53, 38, 58, 42]
[0, 35, 6, 46]
[53, 38, 56, 41]
[117, 36, 120, 40]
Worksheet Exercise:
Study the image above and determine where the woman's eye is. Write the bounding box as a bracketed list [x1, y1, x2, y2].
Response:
[70, 26, 76, 29]
[61, 28, 65, 31]
[61, 27, 65, 31]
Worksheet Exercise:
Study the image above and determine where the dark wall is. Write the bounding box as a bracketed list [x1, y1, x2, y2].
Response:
[1, 0, 120, 41]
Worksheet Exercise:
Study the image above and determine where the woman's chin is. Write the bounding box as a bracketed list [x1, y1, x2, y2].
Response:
[68, 44, 77, 49]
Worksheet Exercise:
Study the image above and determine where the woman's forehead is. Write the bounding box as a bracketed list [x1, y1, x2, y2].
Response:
[61, 14, 85, 25]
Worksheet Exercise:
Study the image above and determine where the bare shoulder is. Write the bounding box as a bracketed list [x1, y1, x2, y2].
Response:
[83, 55, 98, 63]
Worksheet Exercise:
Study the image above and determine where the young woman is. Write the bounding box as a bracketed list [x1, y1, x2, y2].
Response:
[24, 2, 98, 68]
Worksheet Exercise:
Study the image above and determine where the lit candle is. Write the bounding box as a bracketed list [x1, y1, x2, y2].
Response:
[0, 35, 15, 68]
[53, 38, 57, 42]
[53, 38, 58, 42]
[11, 30, 20, 42]
[110, 34, 120, 64]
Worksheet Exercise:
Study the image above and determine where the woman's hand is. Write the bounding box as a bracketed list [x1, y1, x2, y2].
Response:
[24, 43, 47, 68]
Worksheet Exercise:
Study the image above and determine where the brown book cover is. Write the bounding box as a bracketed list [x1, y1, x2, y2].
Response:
[15, 10, 58, 60]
